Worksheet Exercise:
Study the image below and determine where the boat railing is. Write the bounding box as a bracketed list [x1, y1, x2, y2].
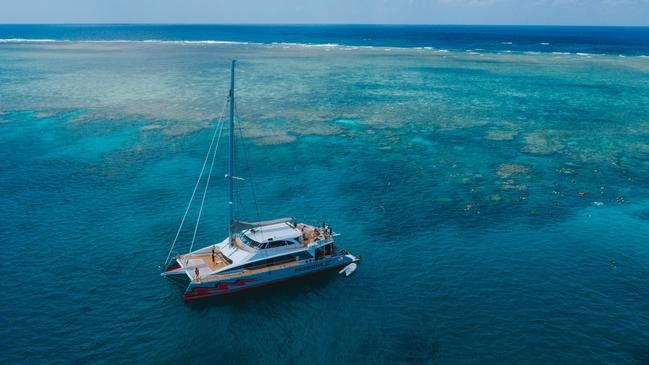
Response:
[216, 256, 298, 277]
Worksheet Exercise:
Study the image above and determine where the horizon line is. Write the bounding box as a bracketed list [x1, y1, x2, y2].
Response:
[1, 22, 649, 28]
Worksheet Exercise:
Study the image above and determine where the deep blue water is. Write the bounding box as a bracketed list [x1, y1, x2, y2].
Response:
[1, 25, 649, 364]
[1, 24, 649, 55]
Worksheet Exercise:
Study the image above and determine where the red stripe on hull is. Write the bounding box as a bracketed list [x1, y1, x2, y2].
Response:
[183, 263, 348, 302]
[164, 262, 181, 272]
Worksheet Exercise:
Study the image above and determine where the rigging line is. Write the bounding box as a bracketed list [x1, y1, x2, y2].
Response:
[233, 101, 266, 270]
[231, 123, 243, 222]
[163, 98, 228, 267]
[232, 100, 267, 272]
[188, 116, 226, 256]
[234, 100, 262, 223]
[233, 102, 271, 277]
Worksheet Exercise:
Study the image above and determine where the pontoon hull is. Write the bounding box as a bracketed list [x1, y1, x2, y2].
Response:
[182, 255, 355, 302]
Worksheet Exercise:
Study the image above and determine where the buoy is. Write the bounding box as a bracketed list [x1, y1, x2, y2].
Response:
[339, 263, 357, 277]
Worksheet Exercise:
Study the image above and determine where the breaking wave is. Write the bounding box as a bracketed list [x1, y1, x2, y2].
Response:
[0, 38, 58, 43]
[2, 38, 648, 58]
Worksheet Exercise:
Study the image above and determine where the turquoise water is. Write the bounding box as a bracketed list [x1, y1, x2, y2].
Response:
[2, 28, 649, 364]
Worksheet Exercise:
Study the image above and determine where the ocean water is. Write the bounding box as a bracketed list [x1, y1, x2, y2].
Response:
[1, 25, 649, 364]
[1, 24, 649, 56]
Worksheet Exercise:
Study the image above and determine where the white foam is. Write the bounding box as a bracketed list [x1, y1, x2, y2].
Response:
[99, 39, 253, 45]
[310, 43, 339, 47]
[0, 38, 255, 45]
[176, 40, 250, 45]
[271, 42, 339, 48]
[1, 38, 639, 59]
[540, 42, 550, 46]
[0, 38, 59, 43]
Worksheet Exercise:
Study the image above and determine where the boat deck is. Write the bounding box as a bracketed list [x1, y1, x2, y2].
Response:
[177, 222, 334, 282]
[296, 223, 329, 246]
[180, 250, 230, 279]
[198, 259, 302, 283]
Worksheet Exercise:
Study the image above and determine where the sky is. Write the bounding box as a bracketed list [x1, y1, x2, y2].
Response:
[0, 0, 648, 26]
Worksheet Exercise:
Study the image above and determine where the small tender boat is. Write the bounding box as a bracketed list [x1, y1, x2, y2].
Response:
[161, 61, 359, 302]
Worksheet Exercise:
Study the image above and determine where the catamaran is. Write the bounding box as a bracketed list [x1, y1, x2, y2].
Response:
[161, 60, 359, 302]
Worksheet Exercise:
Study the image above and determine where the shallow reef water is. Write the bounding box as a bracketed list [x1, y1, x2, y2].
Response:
[1, 35, 649, 364]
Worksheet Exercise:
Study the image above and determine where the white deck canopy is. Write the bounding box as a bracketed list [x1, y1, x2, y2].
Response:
[231, 217, 295, 232]
[241, 221, 302, 243]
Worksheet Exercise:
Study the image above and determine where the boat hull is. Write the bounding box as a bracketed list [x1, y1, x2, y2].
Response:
[182, 255, 355, 302]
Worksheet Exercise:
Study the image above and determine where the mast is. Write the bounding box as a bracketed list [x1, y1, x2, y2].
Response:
[228, 60, 236, 244]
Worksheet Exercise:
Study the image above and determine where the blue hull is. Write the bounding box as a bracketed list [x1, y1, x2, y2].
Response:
[183, 255, 355, 301]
